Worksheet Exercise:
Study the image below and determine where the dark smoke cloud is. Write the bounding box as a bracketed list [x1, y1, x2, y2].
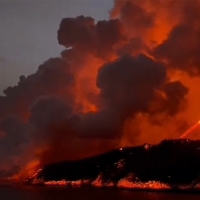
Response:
[119, 1, 155, 29]
[0, 116, 31, 158]
[29, 95, 72, 129]
[79, 110, 121, 138]
[58, 16, 94, 48]
[0, 165, 21, 179]
[28, 94, 75, 146]
[58, 16, 126, 59]
[162, 81, 188, 115]
[148, 81, 189, 118]
[97, 54, 166, 116]
[0, 115, 34, 177]
[117, 37, 149, 56]
[0, 57, 75, 175]
[78, 54, 188, 138]
[0, 57, 74, 120]
[110, 0, 155, 37]
[154, 0, 200, 75]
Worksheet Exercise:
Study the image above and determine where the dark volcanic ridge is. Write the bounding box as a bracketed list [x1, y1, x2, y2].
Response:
[26, 139, 200, 191]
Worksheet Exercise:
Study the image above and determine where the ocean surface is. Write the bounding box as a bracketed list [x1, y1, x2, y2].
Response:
[1, 185, 200, 200]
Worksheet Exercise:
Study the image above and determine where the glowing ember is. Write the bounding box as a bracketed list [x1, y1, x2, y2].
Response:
[117, 179, 170, 190]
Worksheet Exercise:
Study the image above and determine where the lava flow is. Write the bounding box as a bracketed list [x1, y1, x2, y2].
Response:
[25, 139, 200, 191]
[180, 120, 200, 139]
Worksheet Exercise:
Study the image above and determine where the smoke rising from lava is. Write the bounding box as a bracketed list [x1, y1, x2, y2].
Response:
[0, 0, 200, 178]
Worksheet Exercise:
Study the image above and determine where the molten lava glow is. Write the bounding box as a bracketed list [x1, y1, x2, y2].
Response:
[30, 176, 171, 190]
[180, 120, 200, 139]
[17, 159, 40, 180]
[117, 179, 170, 190]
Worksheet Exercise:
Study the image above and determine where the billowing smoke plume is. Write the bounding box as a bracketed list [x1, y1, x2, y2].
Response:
[86, 54, 166, 137]
[154, 0, 200, 75]
[0, 0, 200, 178]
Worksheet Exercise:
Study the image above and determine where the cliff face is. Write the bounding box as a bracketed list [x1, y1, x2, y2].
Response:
[26, 139, 200, 190]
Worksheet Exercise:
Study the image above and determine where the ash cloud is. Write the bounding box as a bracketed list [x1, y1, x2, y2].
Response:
[58, 16, 126, 59]
[111, 0, 155, 31]
[0, 116, 31, 158]
[78, 54, 188, 138]
[0, 57, 74, 121]
[153, 0, 200, 75]
[0, 57, 75, 176]
[78, 54, 166, 138]
[0, 115, 34, 177]
[162, 81, 188, 115]
[29, 95, 72, 129]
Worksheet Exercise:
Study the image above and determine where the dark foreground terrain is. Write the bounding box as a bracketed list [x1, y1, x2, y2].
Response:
[26, 139, 200, 191]
[2, 185, 200, 200]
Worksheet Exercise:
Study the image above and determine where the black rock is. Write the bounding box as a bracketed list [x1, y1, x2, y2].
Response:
[26, 139, 200, 190]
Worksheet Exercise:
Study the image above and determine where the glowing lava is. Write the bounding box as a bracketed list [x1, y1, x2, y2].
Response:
[180, 120, 200, 139]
